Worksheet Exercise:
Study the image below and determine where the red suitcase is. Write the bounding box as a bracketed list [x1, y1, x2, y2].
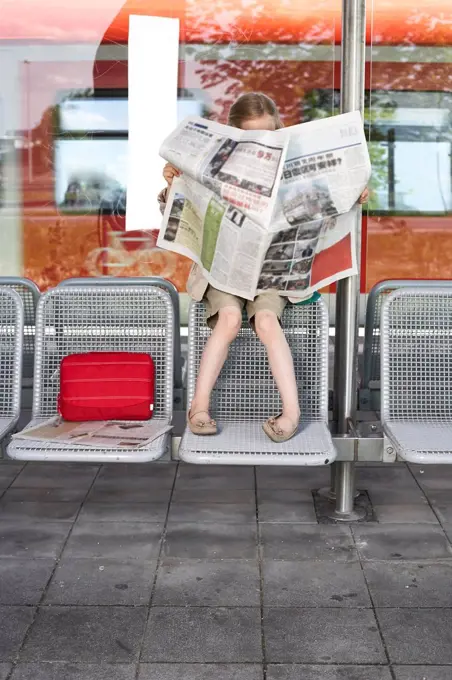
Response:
[58, 352, 155, 422]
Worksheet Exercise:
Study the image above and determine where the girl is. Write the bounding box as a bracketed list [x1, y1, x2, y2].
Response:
[160, 93, 368, 442]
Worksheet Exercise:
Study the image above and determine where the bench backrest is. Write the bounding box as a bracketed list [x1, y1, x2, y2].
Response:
[186, 299, 329, 422]
[381, 287, 452, 423]
[32, 286, 174, 421]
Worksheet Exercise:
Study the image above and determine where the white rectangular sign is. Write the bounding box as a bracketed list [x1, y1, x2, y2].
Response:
[126, 14, 179, 232]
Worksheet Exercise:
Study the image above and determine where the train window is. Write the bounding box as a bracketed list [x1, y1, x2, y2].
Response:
[54, 89, 205, 214]
[304, 89, 452, 215]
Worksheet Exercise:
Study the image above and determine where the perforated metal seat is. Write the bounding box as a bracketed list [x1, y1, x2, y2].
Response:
[362, 280, 452, 411]
[0, 288, 24, 440]
[7, 286, 174, 463]
[179, 299, 336, 466]
[0, 278, 40, 383]
[381, 287, 452, 464]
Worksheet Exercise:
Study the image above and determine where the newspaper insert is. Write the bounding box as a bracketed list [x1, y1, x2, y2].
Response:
[12, 417, 172, 449]
[157, 111, 371, 300]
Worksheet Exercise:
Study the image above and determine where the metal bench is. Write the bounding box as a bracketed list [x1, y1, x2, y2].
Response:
[0, 277, 40, 384]
[361, 279, 450, 410]
[7, 285, 174, 463]
[381, 287, 452, 464]
[179, 298, 336, 466]
[0, 288, 24, 442]
[58, 276, 184, 406]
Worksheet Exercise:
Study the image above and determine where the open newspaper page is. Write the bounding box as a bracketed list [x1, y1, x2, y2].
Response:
[157, 112, 370, 300]
[159, 116, 288, 228]
[257, 111, 371, 298]
[12, 417, 173, 449]
[158, 175, 270, 299]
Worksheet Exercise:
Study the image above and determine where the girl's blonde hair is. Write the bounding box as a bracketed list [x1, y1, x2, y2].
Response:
[228, 92, 283, 129]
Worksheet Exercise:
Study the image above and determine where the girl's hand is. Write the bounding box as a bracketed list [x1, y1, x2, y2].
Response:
[358, 187, 369, 204]
[163, 163, 181, 186]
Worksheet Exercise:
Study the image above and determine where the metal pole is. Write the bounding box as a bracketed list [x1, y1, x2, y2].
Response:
[329, 0, 366, 521]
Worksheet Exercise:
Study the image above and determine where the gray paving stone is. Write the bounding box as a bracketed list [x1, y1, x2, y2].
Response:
[45, 558, 157, 605]
[172, 489, 256, 504]
[393, 667, 452, 680]
[0, 606, 35, 661]
[3, 487, 89, 502]
[0, 664, 10, 680]
[372, 503, 438, 524]
[377, 608, 452, 663]
[86, 484, 172, 504]
[62, 521, 163, 560]
[426, 491, 452, 524]
[356, 466, 418, 490]
[175, 465, 255, 490]
[263, 560, 371, 607]
[410, 464, 452, 490]
[0, 558, 55, 605]
[12, 464, 99, 489]
[79, 502, 168, 523]
[256, 467, 330, 490]
[264, 608, 386, 664]
[0, 501, 80, 522]
[0, 521, 71, 558]
[367, 488, 429, 505]
[0, 464, 24, 489]
[96, 464, 176, 488]
[153, 559, 260, 606]
[266, 666, 392, 680]
[141, 607, 262, 662]
[11, 663, 136, 680]
[168, 502, 255, 524]
[260, 524, 356, 561]
[353, 524, 452, 561]
[163, 523, 257, 559]
[364, 561, 452, 607]
[21, 606, 147, 662]
[138, 665, 263, 679]
[258, 489, 317, 523]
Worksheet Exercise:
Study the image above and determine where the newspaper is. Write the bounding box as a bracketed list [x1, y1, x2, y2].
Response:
[12, 417, 172, 449]
[157, 111, 371, 300]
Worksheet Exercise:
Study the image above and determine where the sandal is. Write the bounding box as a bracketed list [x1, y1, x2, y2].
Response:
[188, 410, 217, 436]
[263, 414, 298, 443]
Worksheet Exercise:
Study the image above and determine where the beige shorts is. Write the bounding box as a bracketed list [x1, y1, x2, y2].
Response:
[204, 285, 287, 329]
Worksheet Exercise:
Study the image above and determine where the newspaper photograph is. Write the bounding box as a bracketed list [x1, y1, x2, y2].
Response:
[157, 111, 371, 300]
[12, 417, 173, 449]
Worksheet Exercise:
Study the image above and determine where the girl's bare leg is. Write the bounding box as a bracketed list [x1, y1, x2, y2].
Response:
[190, 306, 242, 425]
[254, 310, 300, 434]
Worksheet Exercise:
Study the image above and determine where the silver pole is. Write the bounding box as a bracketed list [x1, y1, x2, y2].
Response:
[330, 0, 366, 521]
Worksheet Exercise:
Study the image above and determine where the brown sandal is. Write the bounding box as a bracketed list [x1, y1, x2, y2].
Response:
[188, 410, 217, 436]
[263, 414, 298, 443]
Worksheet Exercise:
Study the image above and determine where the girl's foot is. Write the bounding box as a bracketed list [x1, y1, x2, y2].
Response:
[188, 410, 217, 436]
[263, 413, 299, 443]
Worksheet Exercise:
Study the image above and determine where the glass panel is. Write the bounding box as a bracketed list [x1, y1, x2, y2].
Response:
[365, 3, 452, 289]
[0, 0, 338, 293]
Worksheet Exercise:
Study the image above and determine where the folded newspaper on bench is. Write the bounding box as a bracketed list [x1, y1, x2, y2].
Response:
[157, 112, 371, 300]
[12, 418, 172, 449]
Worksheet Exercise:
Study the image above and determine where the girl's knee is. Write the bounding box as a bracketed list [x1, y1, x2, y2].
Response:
[217, 306, 242, 337]
[254, 310, 280, 341]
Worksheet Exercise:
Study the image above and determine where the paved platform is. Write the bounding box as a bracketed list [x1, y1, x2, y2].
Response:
[0, 459, 452, 679]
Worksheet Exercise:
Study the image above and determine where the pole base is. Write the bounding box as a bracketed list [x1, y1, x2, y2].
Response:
[327, 505, 366, 522]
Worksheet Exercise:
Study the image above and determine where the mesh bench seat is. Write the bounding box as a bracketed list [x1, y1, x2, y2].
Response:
[0, 277, 40, 383]
[381, 287, 452, 464]
[0, 287, 24, 441]
[7, 285, 174, 463]
[361, 279, 452, 411]
[179, 298, 336, 466]
[58, 276, 184, 406]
